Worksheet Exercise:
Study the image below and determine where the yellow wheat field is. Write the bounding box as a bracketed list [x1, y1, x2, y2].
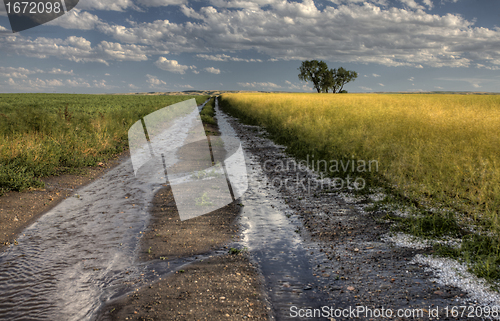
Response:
[221, 93, 500, 227]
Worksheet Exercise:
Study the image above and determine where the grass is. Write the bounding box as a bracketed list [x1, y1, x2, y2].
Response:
[200, 97, 217, 126]
[220, 92, 500, 283]
[0, 94, 209, 195]
[228, 247, 245, 255]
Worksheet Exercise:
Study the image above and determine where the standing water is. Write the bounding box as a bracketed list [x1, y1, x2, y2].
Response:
[215, 99, 332, 320]
[0, 100, 211, 320]
[0, 98, 331, 320]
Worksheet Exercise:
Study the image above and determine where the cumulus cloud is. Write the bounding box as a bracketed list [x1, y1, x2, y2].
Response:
[422, 0, 434, 9]
[238, 82, 281, 89]
[4, 76, 103, 90]
[359, 86, 373, 91]
[204, 67, 221, 74]
[93, 1, 500, 69]
[379, 83, 385, 86]
[0, 67, 37, 78]
[0, 66, 74, 78]
[77, 0, 138, 11]
[136, 0, 186, 7]
[399, 0, 426, 10]
[3, 0, 500, 71]
[0, 36, 164, 65]
[48, 68, 74, 75]
[329, 0, 388, 6]
[208, 0, 278, 9]
[97, 41, 149, 61]
[372, 73, 381, 77]
[176, 84, 194, 89]
[146, 74, 167, 86]
[154, 57, 194, 74]
[196, 54, 263, 62]
[46, 9, 102, 30]
[285, 80, 313, 91]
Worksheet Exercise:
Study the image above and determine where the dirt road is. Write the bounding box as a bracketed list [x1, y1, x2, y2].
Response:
[1, 98, 497, 321]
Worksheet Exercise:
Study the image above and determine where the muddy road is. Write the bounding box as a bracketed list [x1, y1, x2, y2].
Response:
[0, 98, 497, 321]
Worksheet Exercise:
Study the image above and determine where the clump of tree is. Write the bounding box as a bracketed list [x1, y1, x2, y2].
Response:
[298, 60, 358, 93]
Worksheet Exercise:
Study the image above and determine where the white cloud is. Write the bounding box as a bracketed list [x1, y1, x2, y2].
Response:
[204, 67, 221, 74]
[146, 74, 167, 86]
[97, 41, 149, 61]
[208, 0, 278, 10]
[136, 0, 186, 7]
[176, 84, 194, 89]
[196, 54, 263, 62]
[94, 1, 500, 69]
[399, 0, 425, 10]
[4, 76, 97, 90]
[154, 57, 193, 74]
[285, 80, 313, 91]
[238, 82, 281, 89]
[46, 9, 102, 30]
[0, 67, 36, 78]
[408, 77, 415, 81]
[3, 0, 500, 71]
[0, 67, 74, 78]
[48, 68, 74, 75]
[372, 73, 381, 77]
[77, 0, 138, 11]
[93, 80, 108, 88]
[66, 79, 92, 87]
[379, 83, 385, 86]
[359, 86, 373, 91]
[0, 36, 162, 65]
[329, 0, 388, 6]
[422, 0, 433, 9]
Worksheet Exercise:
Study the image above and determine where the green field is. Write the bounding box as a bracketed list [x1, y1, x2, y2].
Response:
[0, 94, 208, 194]
[220, 92, 500, 281]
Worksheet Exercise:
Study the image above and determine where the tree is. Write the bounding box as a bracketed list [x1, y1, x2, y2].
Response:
[298, 61, 358, 93]
[335, 67, 358, 93]
[298, 60, 329, 93]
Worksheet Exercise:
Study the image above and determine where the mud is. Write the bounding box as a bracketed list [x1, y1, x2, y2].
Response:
[97, 254, 269, 321]
[94, 99, 270, 321]
[0, 97, 485, 321]
[139, 185, 241, 261]
[219, 107, 473, 320]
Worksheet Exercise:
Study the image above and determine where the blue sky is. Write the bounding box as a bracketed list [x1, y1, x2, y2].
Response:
[0, 0, 499, 93]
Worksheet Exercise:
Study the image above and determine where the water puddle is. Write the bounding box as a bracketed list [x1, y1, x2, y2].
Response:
[0, 99, 213, 321]
[0, 157, 158, 320]
[216, 100, 332, 320]
[0, 97, 331, 321]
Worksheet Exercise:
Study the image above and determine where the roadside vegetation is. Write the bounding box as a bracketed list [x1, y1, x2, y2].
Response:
[0, 94, 208, 195]
[220, 92, 500, 283]
[200, 97, 217, 126]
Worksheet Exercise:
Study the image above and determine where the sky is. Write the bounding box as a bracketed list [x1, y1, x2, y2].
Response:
[0, 0, 499, 93]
